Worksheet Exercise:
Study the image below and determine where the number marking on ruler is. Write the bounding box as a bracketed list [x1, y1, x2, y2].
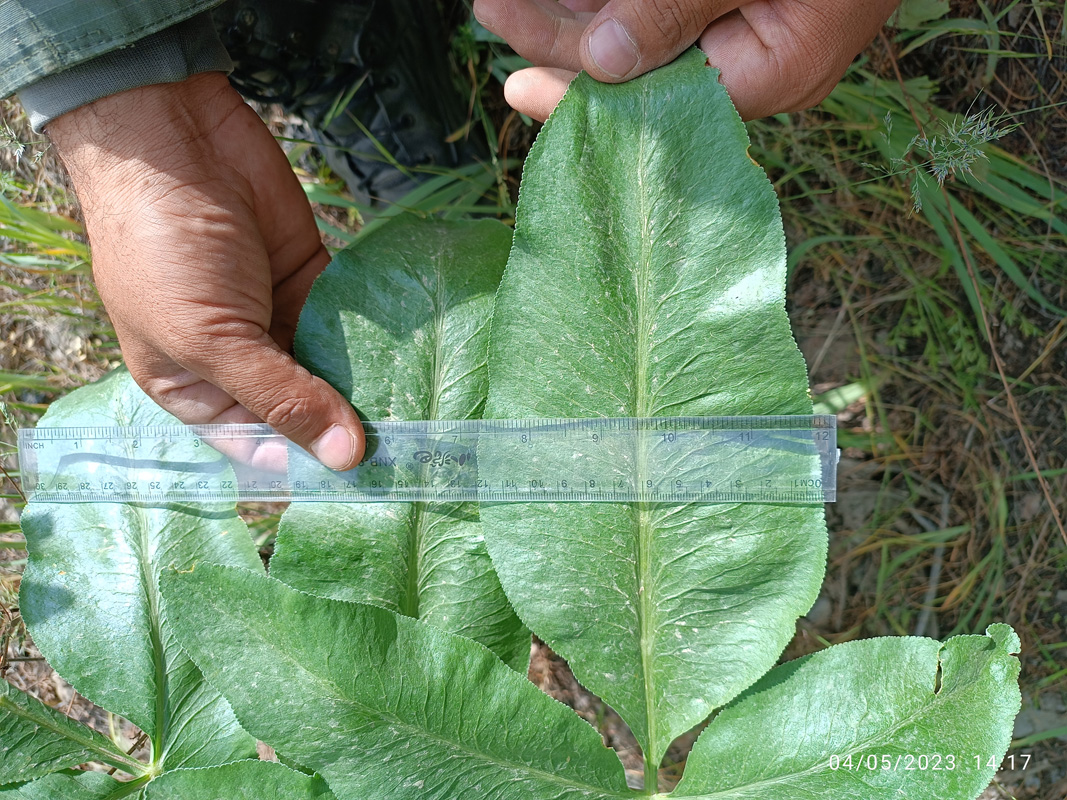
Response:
[18, 416, 838, 504]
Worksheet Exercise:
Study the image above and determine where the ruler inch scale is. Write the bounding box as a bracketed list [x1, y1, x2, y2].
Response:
[18, 415, 838, 505]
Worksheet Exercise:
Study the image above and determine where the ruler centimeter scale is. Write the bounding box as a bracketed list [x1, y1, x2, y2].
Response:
[18, 415, 838, 505]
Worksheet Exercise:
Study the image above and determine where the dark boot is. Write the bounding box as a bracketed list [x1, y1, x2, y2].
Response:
[213, 0, 478, 205]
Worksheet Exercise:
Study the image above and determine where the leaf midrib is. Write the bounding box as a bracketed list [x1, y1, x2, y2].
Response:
[0, 695, 147, 776]
[131, 503, 168, 767]
[402, 257, 449, 619]
[631, 85, 660, 772]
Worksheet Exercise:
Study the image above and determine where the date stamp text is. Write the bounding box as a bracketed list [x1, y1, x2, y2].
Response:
[827, 754, 1032, 772]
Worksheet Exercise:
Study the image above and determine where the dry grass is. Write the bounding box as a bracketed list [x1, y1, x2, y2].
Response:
[767, 2, 1067, 794]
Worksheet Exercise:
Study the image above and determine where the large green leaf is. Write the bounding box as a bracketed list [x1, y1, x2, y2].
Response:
[18, 370, 259, 772]
[161, 563, 632, 800]
[143, 761, 335, 799]
[0, 680, 145, 783]
[273, 217, 529, 670]
[482, 48, 827, 771]
[674, 625, 1021, 799]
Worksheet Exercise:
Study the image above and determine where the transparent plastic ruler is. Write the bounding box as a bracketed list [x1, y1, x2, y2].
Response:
[18, 416, 838, 504]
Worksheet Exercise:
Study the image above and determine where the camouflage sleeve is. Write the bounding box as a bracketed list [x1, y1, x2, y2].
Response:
[2, 1, 230, 122]
[15, 11, 232, 131]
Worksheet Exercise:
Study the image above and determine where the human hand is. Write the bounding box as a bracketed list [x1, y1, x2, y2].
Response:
[47, 72, 365, 469]
[473, 0, 899, 121]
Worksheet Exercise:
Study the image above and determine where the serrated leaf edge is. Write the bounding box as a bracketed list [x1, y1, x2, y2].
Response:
[162, 564, 633, 799]
[679, 629, 1021, 799]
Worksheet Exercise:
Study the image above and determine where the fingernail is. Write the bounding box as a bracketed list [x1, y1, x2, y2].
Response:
[472, 0, 496, 31]
[588, 18, 639, 78]
[311, 424, 357, 471]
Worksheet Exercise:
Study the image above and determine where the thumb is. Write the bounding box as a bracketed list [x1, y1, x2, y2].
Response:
[580, 0, 735, 81]
[200, 335, 366, 472]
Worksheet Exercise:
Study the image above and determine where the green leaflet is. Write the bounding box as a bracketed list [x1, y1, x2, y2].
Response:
[16, 369, 259, 778]
[675, 625, 1021, 799]
[2, 762, 334, 800]
[143, 761, 335, 799]
[272, 217, 529, 670]
[482, 48, 827, 769]
[0, 771, 129, 799]
[0, 681, 144, 783]
[160, 564, 631, 800]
